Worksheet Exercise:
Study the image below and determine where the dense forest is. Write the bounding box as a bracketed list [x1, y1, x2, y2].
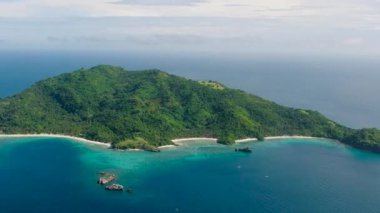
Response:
[0, 65, 379, 152]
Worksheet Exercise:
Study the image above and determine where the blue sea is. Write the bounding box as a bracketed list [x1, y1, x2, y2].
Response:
[1, 51, 379, 128]
[0, 51, 380, 212]
[0, 138, 380, 213]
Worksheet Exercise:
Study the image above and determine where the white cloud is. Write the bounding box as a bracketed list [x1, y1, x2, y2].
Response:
[112, 0, 206, 6]
[0, 0, 378, 22]
[343, 37, 365, 46]
[0, 0, 379, 56]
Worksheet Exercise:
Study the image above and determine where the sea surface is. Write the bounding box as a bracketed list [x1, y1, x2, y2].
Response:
[0, 51, 379, 128]
[0, 138, 380, 213]
[0, 51, 380, 212]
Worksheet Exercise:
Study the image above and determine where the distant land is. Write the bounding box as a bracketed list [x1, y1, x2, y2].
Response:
[0, 65, 379, 152]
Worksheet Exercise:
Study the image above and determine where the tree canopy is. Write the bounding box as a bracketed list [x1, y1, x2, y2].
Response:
[0, 65, 378, 152]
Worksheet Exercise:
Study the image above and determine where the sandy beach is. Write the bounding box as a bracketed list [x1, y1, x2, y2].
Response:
[235, 136, 319, 142]
[235, 138, 258, 143]
[0, 134, 322, 150]
[172, 138, 218, 145]
[158, 145, 177, 149]
[264, 136, 317, 140]
[167, 135, 322, 148]
[0, 134, 111, 148]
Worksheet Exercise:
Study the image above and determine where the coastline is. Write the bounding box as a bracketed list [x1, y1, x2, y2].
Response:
[170, 135, 323, 146]
[264, 136, 318, 140]
[0, 134, 326, 151]
[158, 145, 177, 149]
[0, 134, 111, 148]
[235, 138, 258, 143]
[172, 138, 218, 145]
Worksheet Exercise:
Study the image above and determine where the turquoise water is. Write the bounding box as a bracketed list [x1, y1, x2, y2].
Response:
[1, 51, 379, 212]
[0, 138, 379, 212]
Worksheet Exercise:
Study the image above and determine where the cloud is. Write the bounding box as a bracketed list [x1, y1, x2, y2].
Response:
[223, 4, 249, 7]
[112, 0, 206, 6]
[125, 34, 207, 45]
[47, 36, 69, 43]
[0, 0, 379, 56]
[342, 37, 365, 46]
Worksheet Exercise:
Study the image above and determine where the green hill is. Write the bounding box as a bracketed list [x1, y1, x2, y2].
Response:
[0, 65, 379, 152]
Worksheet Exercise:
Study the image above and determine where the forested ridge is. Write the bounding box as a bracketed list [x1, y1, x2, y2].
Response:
[0, 65, 379, 152]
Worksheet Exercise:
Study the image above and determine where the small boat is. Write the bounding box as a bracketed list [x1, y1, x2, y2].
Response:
[105, 184, 124, 191]
[235, 147, 252, 153]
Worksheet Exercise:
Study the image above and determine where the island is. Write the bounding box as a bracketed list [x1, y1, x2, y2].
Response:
[0, 65, 379, 152]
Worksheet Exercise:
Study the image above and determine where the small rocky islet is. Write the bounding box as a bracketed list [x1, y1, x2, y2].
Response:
[96, 172, 133, 193]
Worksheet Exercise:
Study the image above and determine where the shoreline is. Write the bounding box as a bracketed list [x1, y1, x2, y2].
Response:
[264, 136, 317, 140]
[158, 145, 177, 149]
[172, 138, 218, 145]
[235, 138, 258, 143]
[0, 134, 111, 148]
[170, 135, 323, 146]
[0, 134, 326, 151]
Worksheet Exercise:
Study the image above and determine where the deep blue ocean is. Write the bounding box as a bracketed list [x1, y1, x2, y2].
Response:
[0, 51, 379, 128]
[0, 51, 380, 212]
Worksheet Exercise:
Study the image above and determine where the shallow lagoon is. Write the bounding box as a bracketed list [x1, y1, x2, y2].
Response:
[0, 138, 379, 213]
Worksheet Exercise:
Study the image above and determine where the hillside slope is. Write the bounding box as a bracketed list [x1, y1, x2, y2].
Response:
[0, 65, 379, 152]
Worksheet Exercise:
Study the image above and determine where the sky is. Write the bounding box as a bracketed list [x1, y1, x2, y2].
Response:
[0, 0, 379, 56]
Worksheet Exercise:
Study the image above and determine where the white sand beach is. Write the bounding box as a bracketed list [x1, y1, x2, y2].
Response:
[235, 138, 258, 143]
[0, 134, 321, 150]
[127, 148, 144, 151]
[171, 138, 218, 145]
[235, 136, 320, 142]
[0, 134, 111, 148]
[158, 145, 177, 149]
[264, 136, 317, 140]
[165, 135, 323, 149]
